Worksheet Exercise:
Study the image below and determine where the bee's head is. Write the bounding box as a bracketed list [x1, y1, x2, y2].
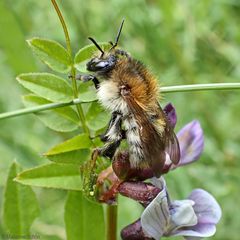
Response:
[86, 19, 125, 74]
[86, 44, 118, 73]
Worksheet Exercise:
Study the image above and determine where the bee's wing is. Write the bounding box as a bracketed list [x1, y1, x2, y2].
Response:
[157, 102, 180, 165]
[165, 128, 180, 164]
[124, 94, 180, 175]
[124, 95, 167, 176]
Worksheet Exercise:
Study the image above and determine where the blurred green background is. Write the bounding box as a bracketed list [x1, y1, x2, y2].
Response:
[0, 0, 239, 239]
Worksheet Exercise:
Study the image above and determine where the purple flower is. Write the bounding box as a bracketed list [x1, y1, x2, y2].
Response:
[163, 103, 204, 171]
[162, 120, 204, 172]
[174, 120, 204, 168]
[141, 177, 222, 240]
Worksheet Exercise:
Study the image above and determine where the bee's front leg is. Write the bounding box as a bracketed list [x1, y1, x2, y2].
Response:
[69, 73, 100, 89]
[76, 74, 100, 89]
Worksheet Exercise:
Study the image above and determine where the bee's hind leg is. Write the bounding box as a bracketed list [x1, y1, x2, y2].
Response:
[92, 139, 122, 164]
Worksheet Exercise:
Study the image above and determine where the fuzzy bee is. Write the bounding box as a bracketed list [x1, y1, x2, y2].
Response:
[79, 20, 180, 177]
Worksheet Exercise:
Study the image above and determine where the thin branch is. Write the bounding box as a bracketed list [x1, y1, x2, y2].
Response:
[161, 83, 240, 93]
[0, 99, 82, 120]
[51, 0, 72, 56]
[1, 83, 240, 120]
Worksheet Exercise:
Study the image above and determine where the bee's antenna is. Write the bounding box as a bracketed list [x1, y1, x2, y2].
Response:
[110, 19, 125, 50]
[88, 37, 105, 56]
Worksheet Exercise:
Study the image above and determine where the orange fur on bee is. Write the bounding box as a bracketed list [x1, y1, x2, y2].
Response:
[110, 58, 160, 114]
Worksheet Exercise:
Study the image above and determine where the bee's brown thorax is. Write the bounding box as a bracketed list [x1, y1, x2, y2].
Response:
[108, 57, 160, 113]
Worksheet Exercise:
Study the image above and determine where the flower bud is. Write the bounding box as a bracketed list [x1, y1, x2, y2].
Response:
[118, 181, 161, 205]
[164, 103, 177, 129]
[121, 219, 153, 240]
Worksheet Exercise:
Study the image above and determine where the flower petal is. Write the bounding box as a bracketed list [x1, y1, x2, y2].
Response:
[164, 103, 177, 129]
[168, 200, 197, 233]
[141, 182, 170, 240]
[172, 120, 204, 169]
[188, 189, 222, 225]
[169, 189, 221, 239]
[173, 223, 217, 238]
[150, 176, 166, 190]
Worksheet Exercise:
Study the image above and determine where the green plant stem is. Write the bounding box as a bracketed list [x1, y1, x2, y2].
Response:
[51, 0, 90, 135]
[161, 83, 240, 93]
[0, 99, 82, 120]
[70, 67, 90, 135]
[106, 205, 118, 240]
[51, 0, 72, 56]
[1, 83, 240, 120]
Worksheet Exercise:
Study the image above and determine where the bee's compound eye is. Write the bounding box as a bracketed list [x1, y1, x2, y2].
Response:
[86, 56, 116, 72]
[95, 61, 109, 68]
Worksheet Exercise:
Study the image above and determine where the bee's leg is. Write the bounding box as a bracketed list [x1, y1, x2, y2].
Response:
[91, 116, 124, 161]
[91, 139, 121, 162]
[70, 73, 100, 89]
[98, 139, 122, 159]
[94, 112, 124, 159]
[100, 112, 125, 142]
[88, 144, 115, 172]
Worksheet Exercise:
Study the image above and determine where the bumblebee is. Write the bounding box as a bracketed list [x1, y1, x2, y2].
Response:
[79, 20, 180, 177]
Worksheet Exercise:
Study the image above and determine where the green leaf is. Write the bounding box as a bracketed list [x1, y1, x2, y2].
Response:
[74, 42, 110, 71]
[3, 162, 40, 235]
[86, 102, 110, 131]
[15, 163, 82, 191]
[78, 81, 98, 102]
[46, 134, 92, 154]
[45, 134, 92, 165]
[46, 149, 91, 165]
[27, 38, 71, 73]
[17, 73, 73, 103]
[65, 191, 105, 240]
[23, 95, 79, 132]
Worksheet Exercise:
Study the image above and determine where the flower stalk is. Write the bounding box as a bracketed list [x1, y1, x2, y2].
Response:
[106, 205, 118, 240]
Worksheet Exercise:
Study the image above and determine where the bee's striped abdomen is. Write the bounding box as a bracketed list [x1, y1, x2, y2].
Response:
[124, 115, 145, 168]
